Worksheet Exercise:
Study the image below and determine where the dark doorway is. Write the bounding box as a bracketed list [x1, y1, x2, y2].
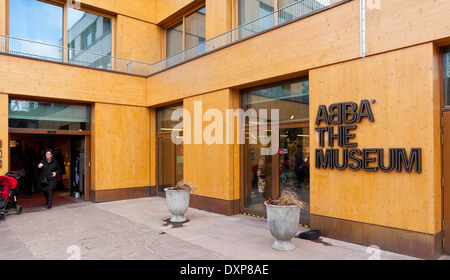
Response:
[8, 134, 89, 201]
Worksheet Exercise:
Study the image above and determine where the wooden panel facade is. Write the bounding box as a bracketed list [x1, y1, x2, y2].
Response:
[205, 0, 233, 39]
[309, 43, 441, 235]
[147, 0, 360, 106]
[366, 0, 450, 56]
[0, 54, 148, 106]
[0, 94, 8, 175]
[156, 0, 200, 24]
[92, 103, 150, 192]
[65, 0, 157, 24]
[183, 89, 240, 203]
[0, 0, 6, 35]
[0, 0, 450, 259]
[116, 14, 161, 64]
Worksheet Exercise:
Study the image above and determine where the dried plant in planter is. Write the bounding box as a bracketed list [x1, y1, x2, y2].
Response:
[167, 180, 195, 192]
[266, 188, 305, 208]
[265, 188, 305, 251]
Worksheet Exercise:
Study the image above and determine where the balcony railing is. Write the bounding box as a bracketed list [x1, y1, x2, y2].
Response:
[153, 0, 345, 73]
[0, 34, 154, 76]
[0, 0, 344, 76]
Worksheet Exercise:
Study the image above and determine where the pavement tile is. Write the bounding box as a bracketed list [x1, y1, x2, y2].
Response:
[0, 196, 433, 260]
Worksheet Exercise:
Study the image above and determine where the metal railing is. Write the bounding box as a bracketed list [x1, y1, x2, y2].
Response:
[153, 0, 344, 73]
[0, 0, 344, 76]
[0, 34, 154, 76]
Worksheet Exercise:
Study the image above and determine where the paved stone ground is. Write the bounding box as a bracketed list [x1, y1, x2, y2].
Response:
[0, 197, 439, 260]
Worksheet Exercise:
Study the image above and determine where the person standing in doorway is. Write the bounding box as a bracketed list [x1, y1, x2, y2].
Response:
[54, 148, 66, 190]
[37, 149, 62, 209]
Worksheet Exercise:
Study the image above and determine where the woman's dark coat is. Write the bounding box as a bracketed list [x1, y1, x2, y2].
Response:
[37, 158, 62, 192]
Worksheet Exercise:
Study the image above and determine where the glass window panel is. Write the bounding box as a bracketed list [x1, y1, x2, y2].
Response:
[166, 21, 183, 58]
[279, 127, 310, 225]
[279, 0, 328, 9]
[243, 132, 273, 210]
[68, 8, 112, 69]
[278, 0, 328, 23]
[157, 103, 184, 134]
[242, 78, 309, 124]
[158, 137, 173, 193]
[8, 100, 90, 131]
[445, 49, 450, 106]
[279, 0, 298, 8]
[175, 142, 184, 184]
[238, 0, 275, 39]
[238, 0, 274, 25]
[242, 78, 310, 225]
[185, 7, 206, 50]
[9, 0, 63, 61]
[157, 103, 184, 193]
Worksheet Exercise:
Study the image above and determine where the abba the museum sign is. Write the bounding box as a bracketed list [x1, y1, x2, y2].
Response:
[314, 100, 422, 173]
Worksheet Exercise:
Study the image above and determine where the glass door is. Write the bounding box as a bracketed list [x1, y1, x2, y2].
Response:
[243, 130, 274, 211]
[157, 135, 183, 195]
[157, 135, 173, 194]
[240, 77, 310, 223]
[242, 124, 310, 226]
[70, 136, 86, 198]
[175, 141, 184, 184]
[156, 103, 184, 195]
[278, 126, 310, 226]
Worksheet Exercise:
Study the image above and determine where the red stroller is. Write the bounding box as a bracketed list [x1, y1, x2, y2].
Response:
[0, 171, 24, 220]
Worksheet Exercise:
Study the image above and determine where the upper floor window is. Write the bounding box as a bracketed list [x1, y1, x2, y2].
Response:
[238, 0, 274, 26]
[9, 0, 64, 61]
[8, 0, 113, 69]
[237, 0, 330, 29]
[444, 48, 450, 106]
[279, 0, 330, 9]
[165, 6, 206, 60]
[67, 8, 113, 69]
[166, 21, 183, 58]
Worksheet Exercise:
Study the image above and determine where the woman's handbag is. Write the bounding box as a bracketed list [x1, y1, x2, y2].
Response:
[41, 176, 49, 185]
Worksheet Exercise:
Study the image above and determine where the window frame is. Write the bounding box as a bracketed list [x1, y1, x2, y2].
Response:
[236, 0, 276, 26]
[7, 0, 65, 45]
[235, 0, 321, 28]
[8, 97, 92, 135]
[235, 0, 282, 27]
[163, 4, 206, 59]
[239, 76, 311, 222]
[7, 0, 116, 59]
[443, 47, 450, 109]
[155, 102, 184, 195]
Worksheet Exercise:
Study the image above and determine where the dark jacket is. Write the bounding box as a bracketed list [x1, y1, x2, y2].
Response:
[38, 158, 62, 192]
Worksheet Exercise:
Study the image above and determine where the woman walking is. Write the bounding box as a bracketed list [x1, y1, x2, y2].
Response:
[37, 149, 61, 209]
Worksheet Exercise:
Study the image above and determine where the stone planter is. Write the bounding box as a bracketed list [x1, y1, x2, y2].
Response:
[164, 188, 190, 223]
[264, 202, 301, 251]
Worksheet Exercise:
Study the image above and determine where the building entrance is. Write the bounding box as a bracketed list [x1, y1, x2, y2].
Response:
[155, 103, 184, 196]
[156, 134, 184, 195]
[242, 124, 310, 226]
[7, 98, 91, 201]
[9, 134, 89, 201]
[240, 77, 310, 225]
